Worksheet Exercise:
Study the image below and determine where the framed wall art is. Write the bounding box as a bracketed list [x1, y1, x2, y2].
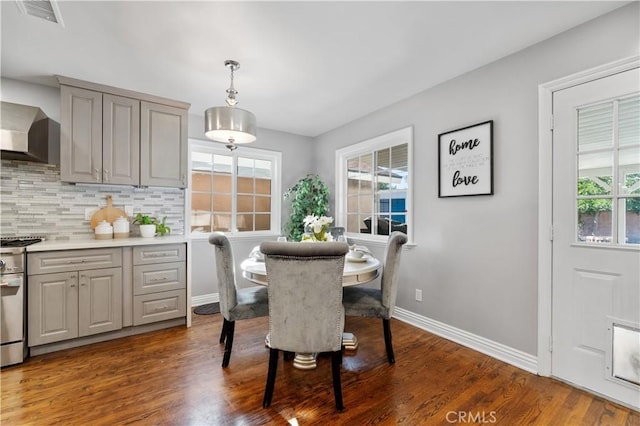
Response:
[438, 120, 493, 198]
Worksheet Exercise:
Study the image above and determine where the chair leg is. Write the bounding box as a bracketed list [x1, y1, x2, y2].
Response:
[263, 348, 279, 408]
[221, 320, 235, 368]
[331, 350, 344, 412]
[219, 318, 230, 344]
[383, 319, 395, 364]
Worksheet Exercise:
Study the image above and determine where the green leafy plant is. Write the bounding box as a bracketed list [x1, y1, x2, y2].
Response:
[132, 213, 156, 225]
[284, 174, 329, 241]
[132, 213, 171, 236]
[155, 216, 171, 236]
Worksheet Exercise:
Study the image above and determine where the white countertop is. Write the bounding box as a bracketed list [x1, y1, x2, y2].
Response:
[26, 235, 189, 252]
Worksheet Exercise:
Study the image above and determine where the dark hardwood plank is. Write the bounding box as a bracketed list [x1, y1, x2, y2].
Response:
[1, 313, 638, 425]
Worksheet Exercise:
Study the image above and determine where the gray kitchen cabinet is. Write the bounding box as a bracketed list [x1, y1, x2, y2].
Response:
[140, 102, 188, 188]
[60, 85, 102, 183]
[28, 272, 78, 346]
[103, 94, 140, 185]
[132, 244, 186, 325]
[28, 249, 123, 347]
[60, 87, 140, 185]
[57, 76, 189, 188]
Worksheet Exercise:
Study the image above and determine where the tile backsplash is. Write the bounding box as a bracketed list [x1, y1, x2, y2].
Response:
[0, 160, 185, 240]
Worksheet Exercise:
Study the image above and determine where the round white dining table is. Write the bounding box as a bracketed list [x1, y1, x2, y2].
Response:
[240, 252, 382, 369]
[240, 254, 381, 287]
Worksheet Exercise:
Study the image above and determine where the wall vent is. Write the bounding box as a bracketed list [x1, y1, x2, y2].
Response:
[16, 0, 64, 27]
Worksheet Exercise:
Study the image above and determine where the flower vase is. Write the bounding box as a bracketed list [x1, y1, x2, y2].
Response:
[313, 229, 326, 242]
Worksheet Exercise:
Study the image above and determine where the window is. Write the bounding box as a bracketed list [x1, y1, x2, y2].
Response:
[336, 127, 412, 241]
[189, 140, 281, 236]
[576, 94, 640, 245]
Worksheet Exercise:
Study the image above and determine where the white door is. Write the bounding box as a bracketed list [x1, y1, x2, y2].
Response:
[552, 67, 640, 409]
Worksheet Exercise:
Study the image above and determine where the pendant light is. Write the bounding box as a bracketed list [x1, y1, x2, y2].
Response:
[204, 59, 257, 151]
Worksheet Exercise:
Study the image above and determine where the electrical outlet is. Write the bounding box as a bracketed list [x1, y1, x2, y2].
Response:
[84, 207, 98, 220]
[124, 205, 134, 217]
[415, 289, 422, 302]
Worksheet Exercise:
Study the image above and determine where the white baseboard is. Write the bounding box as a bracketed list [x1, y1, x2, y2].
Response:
[192, 293, 219, 307]
[190, 295, 538, 374]
[393, 307, 538, 374]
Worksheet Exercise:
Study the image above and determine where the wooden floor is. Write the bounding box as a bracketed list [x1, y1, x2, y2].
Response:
[1, 312, 638, 425]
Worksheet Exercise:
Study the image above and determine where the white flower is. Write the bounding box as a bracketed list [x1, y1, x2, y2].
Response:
[302, 215, 334, 237]
[303, 215, 317, 227]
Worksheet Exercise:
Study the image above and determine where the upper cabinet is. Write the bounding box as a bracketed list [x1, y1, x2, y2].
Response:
[140, 102, 187, 188]
[57, 76, 189, 188]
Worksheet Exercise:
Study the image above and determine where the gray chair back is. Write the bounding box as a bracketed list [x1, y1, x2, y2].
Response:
[208, 232, 237, 319]
[381, 231, 408, 317]
[260, 241, 349, 353]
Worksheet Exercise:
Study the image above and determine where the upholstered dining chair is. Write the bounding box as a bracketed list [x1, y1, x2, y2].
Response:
[209, 232, 269, 368]
[342, 231, 408, 363]
[259, 241, 350, 412]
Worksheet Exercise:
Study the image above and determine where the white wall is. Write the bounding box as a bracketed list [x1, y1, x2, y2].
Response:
[313, 3, 639, 356]
[1, 78, 60, 121]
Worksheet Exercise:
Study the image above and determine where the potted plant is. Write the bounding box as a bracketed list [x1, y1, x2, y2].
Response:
[155, 216, 171, 236]
[132, 213, 171, 238]
[284, 174, 330, 241]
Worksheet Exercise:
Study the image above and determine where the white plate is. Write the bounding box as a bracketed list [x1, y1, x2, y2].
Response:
[346, 255, 367, 263]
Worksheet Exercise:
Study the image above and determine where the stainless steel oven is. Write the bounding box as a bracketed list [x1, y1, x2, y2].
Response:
[1, 237, 42, 367]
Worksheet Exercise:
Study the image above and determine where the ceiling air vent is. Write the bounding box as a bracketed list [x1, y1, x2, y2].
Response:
[16, 0, 64, 27]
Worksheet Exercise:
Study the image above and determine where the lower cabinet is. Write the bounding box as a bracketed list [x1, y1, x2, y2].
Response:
[27, 243, 187, 351]
[28, 266, 122, 346]
[132, 244, 187, 325]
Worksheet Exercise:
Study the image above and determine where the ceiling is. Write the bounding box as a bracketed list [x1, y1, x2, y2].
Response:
[1, 1, 628, 137]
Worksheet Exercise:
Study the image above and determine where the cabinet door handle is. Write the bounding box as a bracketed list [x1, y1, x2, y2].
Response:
[95, 168, 100, 181]
[104, 169, 109, 182]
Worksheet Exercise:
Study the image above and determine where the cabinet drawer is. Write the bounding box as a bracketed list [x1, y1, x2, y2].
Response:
[133, 262, 185, 295]
[28, 248, 122, 275]
[133, 244, 186, 265]
[133, 290, 186, 325]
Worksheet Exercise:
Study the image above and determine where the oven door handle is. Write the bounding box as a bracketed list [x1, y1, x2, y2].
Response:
[0, 277, 22, 288]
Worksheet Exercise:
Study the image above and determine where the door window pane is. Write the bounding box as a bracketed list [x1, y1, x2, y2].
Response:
[619, 95, 640, 147]
[619, 147, 640, 195]
[578, 151, 612, 196]
[576, 95, 639, 245]
[619, 198, 640, 244]
[578, 198, 612, 243]
[578, 102, 613, 152]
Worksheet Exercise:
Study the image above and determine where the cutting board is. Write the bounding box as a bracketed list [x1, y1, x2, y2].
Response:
[90, 195, 128, 229]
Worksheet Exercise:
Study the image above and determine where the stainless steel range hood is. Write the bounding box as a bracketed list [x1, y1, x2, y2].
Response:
[0, 101, 60, 164]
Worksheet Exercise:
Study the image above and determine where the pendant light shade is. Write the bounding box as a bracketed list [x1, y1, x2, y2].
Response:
[204, 106, 256, 144]
[204, 59, 257, 150]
